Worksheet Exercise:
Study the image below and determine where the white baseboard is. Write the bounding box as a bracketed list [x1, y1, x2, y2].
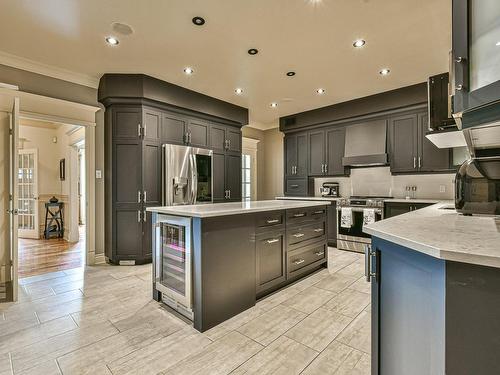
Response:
[94, 254, 106, 265]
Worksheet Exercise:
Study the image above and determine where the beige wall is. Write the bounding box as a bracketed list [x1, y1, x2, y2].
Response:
[261, 127, 284, 199]
[242, 126, 265, 200]
[0, 64, 105, 255]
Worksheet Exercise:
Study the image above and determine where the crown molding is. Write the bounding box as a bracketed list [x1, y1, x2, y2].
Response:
[0, 51, 99, 89]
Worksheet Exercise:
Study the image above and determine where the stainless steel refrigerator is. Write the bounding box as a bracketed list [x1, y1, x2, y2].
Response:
[162, 144, 213, 206]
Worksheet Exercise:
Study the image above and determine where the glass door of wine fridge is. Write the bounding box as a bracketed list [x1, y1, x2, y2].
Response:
[154, 215, 192, 312]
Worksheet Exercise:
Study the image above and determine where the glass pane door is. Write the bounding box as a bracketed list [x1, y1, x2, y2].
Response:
[18, 149, 38, 239]
[160, 223, 187, 296]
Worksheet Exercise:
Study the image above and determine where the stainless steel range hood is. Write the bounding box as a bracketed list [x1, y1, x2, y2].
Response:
[425, 128, 467, 148]
[342, 120, 388, 167]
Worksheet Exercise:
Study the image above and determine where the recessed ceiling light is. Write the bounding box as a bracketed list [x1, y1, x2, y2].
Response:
[248, 48, 259, 55]
[353, 39, 366, 48]
[183, 67, 194, 75]
[235, 88, 243, 95]
[379, 68, 391, 76]
[192, 16, 205, 26]
[316, 88, 326, 95]
[496, 41, 500, 46]
[105, 36, 119, 46]
[270, 102, 278, 108]
[286, 71, 296, 77]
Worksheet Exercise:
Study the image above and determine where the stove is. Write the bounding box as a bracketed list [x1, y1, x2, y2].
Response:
[336, 196, 391, 253]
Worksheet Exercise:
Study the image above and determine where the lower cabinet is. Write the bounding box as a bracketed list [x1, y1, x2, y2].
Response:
[288, 241, 327, 279]
[256, 230, 286, 294]
[384, 202, 433, 218]
[284, 177, 308, 196]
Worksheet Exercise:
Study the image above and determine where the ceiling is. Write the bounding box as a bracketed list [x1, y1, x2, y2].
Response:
[0, 0, 451, 129]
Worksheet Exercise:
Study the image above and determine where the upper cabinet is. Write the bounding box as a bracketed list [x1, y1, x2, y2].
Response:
[209, 124, 241, 154]
[285, 132, 308, 177]
[452, 0, 500, 126]
[389, 111, 451, 173]
[308, 128, 349, 177]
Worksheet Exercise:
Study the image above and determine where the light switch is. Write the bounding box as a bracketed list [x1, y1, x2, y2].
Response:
[96, 170, 102, 179]
[439, 185, 446, 193]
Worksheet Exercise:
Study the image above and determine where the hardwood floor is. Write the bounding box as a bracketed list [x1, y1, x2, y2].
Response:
[0, 248, 370, 374]
[18, 226, 86, 278]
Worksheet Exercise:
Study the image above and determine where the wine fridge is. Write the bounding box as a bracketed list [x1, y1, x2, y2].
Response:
[153, 214, 193, 319]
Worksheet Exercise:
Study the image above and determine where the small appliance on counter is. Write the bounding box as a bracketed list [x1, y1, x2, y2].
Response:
[320, 182, 340, 197]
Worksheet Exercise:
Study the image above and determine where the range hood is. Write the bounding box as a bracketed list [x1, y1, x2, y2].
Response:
[425, 128, 467, 149]
[342, 120, 388, 167]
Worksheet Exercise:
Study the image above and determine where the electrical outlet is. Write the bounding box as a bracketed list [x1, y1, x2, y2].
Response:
[439, 185, 446, 193]
[96, 170, 102, 179]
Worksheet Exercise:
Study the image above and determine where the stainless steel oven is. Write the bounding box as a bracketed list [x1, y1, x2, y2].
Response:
[337, 197, 385, 253]
[154, 214, 193, 319]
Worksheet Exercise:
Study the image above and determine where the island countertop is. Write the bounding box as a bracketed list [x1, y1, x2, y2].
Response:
[364, 201, 500, 268]
[146, 199, 328, 218]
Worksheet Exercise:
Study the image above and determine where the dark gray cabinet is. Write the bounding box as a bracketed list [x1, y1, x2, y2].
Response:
[209, 124, 241, 154]
[308, 128, 349, 177]
[284, 178, 308, 197]
[384, 201, 433, 218]
[162, 114, 210, 147]
[390, 111, 452, 174]
[285, 132, 308, 177]
[188, 119, 209, 147]
[256, 230, 286, 294]
[308, 130, 325, 176]
[213, 152, 242, 202]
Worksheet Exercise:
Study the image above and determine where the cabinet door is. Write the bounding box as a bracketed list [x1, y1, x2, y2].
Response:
[142, 142, 161, 206]
[296, 133, 308, 177]
[212, 152, 226, 202]
[326, 128, 347, 176]
[113, 107, 142, 139]
[226, 154, 242, 201]
[210, 125, 226, 152]
[162, 113, 187, 145]
[384, 203, 411, 218]
[256, 231, 286, 294]
[188, 119, 209, 147]
[309, 130, 325, 176]
[142, 206, 153, 260]
[143, 109, 161, 142]
[114, 140, 142, 204]
[327, 203, 337, 246]
[284, 134, 297, 177]
[114, 208, 143, 259]
[284, 178, 308, 196]
[226, 128, 242, 153]
[418, 113, 451, 172]
[390, 114, 418, 173]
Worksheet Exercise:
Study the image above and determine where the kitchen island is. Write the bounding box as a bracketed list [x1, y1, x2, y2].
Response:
[363, 202, 500, 375]
[147, 200, 329, 332]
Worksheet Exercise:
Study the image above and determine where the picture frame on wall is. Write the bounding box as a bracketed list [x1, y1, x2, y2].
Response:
[59, 158, 65, 181]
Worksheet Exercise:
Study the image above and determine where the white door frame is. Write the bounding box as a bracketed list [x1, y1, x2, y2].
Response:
[242, 137, 260, 201]
[17, 148, 39, 239]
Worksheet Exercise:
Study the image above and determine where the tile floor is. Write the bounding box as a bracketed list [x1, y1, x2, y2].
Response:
[0, 248, 370, 374]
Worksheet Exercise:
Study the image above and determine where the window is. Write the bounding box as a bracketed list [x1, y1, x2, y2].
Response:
[242, 154, 251, 201]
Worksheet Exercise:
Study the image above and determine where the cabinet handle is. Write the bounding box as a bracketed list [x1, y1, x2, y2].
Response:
[266, 238, 280, 244]
[413, 157, 417, 169]
[143, 123, 146, 137]
[138, 124, 142, 138]
[325, 164, 328, 173]
[293, 259, 305, 265]
[321, 164, 324, 173]
[418, 156, 421, 168]
[189, 132, 192, 143]
[293, 233, 305, 238]
[143, 191, 147, 203]
[290, 184, 299, 188]
[266, 219, 280, 224]
[137, 191, 142, 203]
[313, 210, 324, 214]
[364, 244, 377, 282]
[137, 210, 141, 223]
[314, 251, 324, 256]
[228, 139, 231, 149]
[224, 190, 228, 199]
[293, 213, 305, 218]
[143, 209, 147, 222]
[314, 228, 324, 232]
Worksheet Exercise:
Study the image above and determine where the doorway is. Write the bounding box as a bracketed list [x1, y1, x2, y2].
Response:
[17, 119, 87, 278]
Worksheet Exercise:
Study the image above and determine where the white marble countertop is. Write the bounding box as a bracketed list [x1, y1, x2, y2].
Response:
[364, 201, 500, 268]
[147, 200, 328, 218]
[275, 196, 340, 202]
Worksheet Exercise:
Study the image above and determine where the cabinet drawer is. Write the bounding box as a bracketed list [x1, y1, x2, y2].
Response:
[308, 206, 327, 219]
[256, 231, 286, 294]
[286, 208, 309, 225]
[287, 220, 326, 246]
[285, 178, 308, 196]
[288, 242, 327, 276]
[256, 211, 284, 229]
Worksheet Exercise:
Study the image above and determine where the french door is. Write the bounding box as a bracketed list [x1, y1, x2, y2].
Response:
[18, 149, 38, 239]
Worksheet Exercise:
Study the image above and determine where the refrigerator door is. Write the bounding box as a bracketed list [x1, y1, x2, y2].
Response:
[191, 147, 213, 204]
[163, 144, 193, 206]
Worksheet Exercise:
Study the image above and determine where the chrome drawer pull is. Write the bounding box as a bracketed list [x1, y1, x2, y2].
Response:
[290, 184, 299, 188]
[266, 219, 280, 224]
[293, 233, 305, 238]
[266, 238, 280, 244]
[293, 213, 305, 218]
[313, 210, 324, 214]
[315, 251, 324, 257]
[313, 228, 323, 232]
[293, 259, 305, 265]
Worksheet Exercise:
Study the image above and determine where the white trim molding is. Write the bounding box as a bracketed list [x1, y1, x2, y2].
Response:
[0, 51, 99, 89]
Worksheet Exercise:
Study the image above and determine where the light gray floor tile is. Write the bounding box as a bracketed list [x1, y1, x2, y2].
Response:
[288, 269, 330, 291]
[231, 336, 318, 375]
[0, 353, 11, 375]
[161, 331, 263, 375]
[349, 277, 371, 294]
[324, 289, 371, 318]
[237, 305, 306, 346]
[284, 308, 352, 352]
[256, 286, 301, 312]
[16, 359, 62, 375]
[282, 286, 336, 314]
[337, 261, 365, 277]
[108, 327, 212, 375]
[337, 311, 371, 354]
[302, 340, 369, 375]
[314, 273, 357, 293]
[0, 313, 39, 338]
[205, 306, 266, 341]
[19, 271, 67, 285]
